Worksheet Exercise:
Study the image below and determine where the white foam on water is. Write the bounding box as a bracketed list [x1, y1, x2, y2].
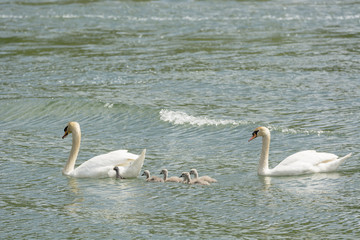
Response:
[267, 125, 326, 136]
[159, 109, 327, 136]
[159, 109, 248, 127]
[104, 103, 113, 108]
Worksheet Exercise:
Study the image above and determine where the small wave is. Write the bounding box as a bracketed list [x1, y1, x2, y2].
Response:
[104, 103, 113, 109]
[159, 110, 327, 136]
[267, 125, 327, 136]
[159, 109, 249, 127]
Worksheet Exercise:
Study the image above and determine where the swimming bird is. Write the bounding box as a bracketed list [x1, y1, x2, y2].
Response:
[179, 172, 210, 185]
[142, 170, 164, 182]
[113, 166, 124, 179]
[62, 121, 146, 178]
[248, 126, 352, 176]
[160, 169, 183, 182]
[189, 169, 217, 183]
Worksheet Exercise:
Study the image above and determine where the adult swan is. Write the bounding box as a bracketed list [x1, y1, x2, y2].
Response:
[62, 122, 146, 178]
[248, 127, 351, 176]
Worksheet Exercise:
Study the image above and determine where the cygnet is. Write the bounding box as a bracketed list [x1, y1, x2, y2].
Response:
[179, 172, 210, 185]
[160, 169, 183, 183]
[113, 166, 124, 179]
[142, 170, 164, 182]
[189, 168, 217, 183]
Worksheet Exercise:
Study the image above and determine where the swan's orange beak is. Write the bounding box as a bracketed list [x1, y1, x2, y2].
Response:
[62, 126, 69, 139]
[248, 130, 259, 142]
[62, 131, 68, 139]
[248, 135, 256, 142]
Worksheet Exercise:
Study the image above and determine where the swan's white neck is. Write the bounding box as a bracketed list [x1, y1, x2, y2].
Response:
[258, 132, 270, 175]
[63, 125, 81, 175]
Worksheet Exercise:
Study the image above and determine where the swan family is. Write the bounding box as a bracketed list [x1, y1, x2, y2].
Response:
[62, 122, 145, 178]
[61, 122, 351, 179]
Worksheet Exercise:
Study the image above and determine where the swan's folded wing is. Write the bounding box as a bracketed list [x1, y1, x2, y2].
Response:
[278, 150, 338, 167]
[72, 150, 139, 178]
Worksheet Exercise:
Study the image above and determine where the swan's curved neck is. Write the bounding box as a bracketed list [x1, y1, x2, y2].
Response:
[258, 133, 270, 175]
[193, 171, 199, 178]
[163, 172, 168, 180]
[63, 126, 81, 175]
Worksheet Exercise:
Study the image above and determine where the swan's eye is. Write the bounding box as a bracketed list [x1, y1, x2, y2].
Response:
[252, 130, 259, 137]
[64, 126, 68, 132]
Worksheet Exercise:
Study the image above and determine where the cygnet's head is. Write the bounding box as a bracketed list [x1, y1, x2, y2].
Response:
[248, 126, 270, 142]
[113, 166, 123, 179]
[142, 170, 150, 177]
[179, 172, 190, 179]
[160, 169, 168, 175]
[189, 169, 197, 175]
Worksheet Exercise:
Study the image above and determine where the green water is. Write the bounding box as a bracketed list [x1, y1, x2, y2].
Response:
[1, 0, 359, 239]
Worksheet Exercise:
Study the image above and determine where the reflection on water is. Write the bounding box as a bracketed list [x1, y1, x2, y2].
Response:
[67, 177, 80, 195]
[260, 176, 272, 190]
[63, 178, 84, 217]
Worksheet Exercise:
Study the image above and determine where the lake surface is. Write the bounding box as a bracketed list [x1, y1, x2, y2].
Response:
[1, 0, 359, 239]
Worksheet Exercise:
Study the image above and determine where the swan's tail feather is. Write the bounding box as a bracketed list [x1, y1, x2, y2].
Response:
[320, 153, 352, 172]
[121, 149, 146, 178]
[338, 153, 352, 164]
[333, 153, 352, 170]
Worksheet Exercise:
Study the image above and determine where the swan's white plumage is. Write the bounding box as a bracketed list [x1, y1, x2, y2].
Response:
[62, 122, 145, 178]
[70, 150, 143, 178]
[249, 126, 351, 176]
[269, 150, 350, 175]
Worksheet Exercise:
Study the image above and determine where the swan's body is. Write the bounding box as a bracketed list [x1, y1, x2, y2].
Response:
[160, 169, 183, 183]
[180, 172, 210, 185]
[189, 169, 217, 183]
[248, 127, 352, 176]
[62, 122, 145, 178]
[142, 170, 164, 182]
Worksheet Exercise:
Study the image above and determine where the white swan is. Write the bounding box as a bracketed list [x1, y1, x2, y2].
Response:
[248, 126, 352, 176]
[62, 121, 146, 178]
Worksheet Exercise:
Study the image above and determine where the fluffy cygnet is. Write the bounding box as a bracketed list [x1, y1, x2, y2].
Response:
[189, 168, 217, 183]
[141, 170, 164, 182]
[160, 169, 183, 183]
[113, 166, 124, 179]
[180, 172, 210, 185]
